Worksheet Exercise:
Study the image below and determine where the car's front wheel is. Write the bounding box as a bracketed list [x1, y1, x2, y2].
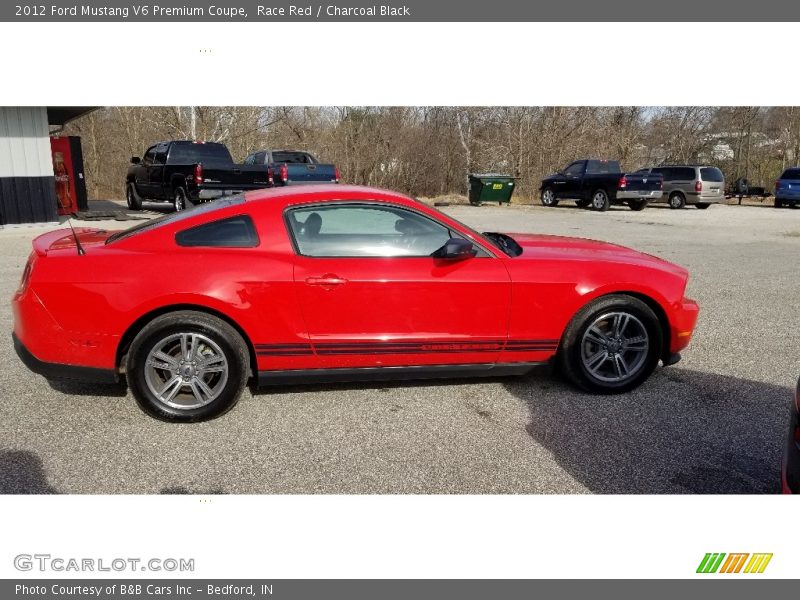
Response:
[558, 295, 662, 394]
[540, 187, 559, 207]
[126, 311, 250, 421]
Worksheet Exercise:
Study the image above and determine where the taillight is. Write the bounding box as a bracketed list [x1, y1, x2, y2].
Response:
[617, 176, 627, 189]
[695, 180, 702, 193]
[267, 167, 274, 186]
[776, 180, 781, 191]
[194, 163, 203, 185]
[17, 256, 33, 294]
[279, 164, 288, 182]
[334, 166, 341, 183]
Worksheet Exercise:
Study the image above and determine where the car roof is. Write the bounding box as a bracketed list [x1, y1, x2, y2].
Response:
[243, 184, 418, 206]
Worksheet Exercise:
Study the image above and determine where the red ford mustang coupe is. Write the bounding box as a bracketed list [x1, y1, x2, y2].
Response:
[12, 185, 699, 421]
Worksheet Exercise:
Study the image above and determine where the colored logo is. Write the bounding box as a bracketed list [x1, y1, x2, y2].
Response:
[696, 553, 772, 574]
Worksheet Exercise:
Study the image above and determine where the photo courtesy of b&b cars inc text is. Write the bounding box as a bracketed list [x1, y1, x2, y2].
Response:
[1, 105, 798, 495]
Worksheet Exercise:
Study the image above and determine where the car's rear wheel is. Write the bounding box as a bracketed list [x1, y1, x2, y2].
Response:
[126, 311, 249, 422]
[173, 187, 190, 212]
[627, 199, 647, 211]
[775, 198, 784, 208]
[558, 295, 662, 394]
[695, 202, 710, 209]
[541, 187, 559, 207]
[591, 189, 610, 211]
[126, 183, 142, 210]
[668, 192, 686, 209]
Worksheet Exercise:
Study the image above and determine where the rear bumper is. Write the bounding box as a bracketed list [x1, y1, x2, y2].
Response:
[13, 332, 118, 384]
[196, 188, 249, 201]
[616, 190, 663, 200]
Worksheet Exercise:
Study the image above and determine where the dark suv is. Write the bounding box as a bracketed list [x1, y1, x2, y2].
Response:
[775, 167, 800, 208]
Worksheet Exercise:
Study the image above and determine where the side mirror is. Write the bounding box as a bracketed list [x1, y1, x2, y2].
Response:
[130, 156, 141, 164]
[432, 238, 476, 260]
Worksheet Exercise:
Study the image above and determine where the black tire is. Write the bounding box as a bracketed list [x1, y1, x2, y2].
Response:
[627, 199, 647, 211]
[126, 311, 250, 422]
[775, 198, 784, 208]
[540, 187, 559, 207]
[695, 203, 710, 209]
[576, 199, 590, 208]
[668, 192, 686, 209]
[173, 187, 191, 212]
[590, 189, 610, 211]
[557, 294, 663, 394]
[126, 183, 142, 211]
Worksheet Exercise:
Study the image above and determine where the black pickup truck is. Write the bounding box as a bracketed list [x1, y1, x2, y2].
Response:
[126, 141, 272, 211]
[540, 159, 663, 211]
[243, 149, 339, 186]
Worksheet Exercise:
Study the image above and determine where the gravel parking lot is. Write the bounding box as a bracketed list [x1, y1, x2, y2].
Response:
[1, 201, 798, 494]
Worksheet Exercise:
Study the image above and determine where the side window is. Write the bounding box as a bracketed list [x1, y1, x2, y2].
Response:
[564, 162, 584, 177]
[286, 204, 454, 258]
[175, 215, 259, 248]
[143, 146, 157, 167]
[678, 167, 696, 180]
[243, 154, 254, 165]
[255, 151, 267, 164]
[154, 144, 168, 165]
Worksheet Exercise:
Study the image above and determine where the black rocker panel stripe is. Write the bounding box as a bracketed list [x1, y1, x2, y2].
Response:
[255, 340, 558, 356]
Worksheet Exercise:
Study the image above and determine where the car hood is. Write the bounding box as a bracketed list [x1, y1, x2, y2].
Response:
[505, 233, 688, 277]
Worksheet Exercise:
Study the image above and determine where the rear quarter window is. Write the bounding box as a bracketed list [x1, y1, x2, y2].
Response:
[700, 167, 724, 182]
[175, 215, 259, 248]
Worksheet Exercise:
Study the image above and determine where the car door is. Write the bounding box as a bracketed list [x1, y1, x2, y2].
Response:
[135, 145, 157, 197]
[150, 142, 169, 199]
[287, 202, 512, 369]
[560, 161, 586, 199]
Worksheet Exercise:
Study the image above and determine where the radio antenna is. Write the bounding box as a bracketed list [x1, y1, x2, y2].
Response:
[65, 214, 85, 256]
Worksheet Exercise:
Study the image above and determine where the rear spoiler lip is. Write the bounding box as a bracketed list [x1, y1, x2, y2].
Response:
[32, 227, 100, 257]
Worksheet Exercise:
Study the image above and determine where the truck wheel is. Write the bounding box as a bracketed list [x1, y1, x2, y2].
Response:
[695, 203, 710, 209]
[627, 199, 647, 211]
[774, 198, 784, 208]
[591, 189, 610, 211]
[557, 294, 662, 394]
[173, 187, 189, 212]
[126, 183, 142, 211]
[668, 193, 686, 209]
[540, 187, 559, 207]
[126, 311, 250, 422]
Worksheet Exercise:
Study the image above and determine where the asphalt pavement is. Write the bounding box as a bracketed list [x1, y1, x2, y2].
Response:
[1, 200, 798, 493]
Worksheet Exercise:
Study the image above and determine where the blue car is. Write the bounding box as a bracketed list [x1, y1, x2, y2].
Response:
[775, 167, 800, 208]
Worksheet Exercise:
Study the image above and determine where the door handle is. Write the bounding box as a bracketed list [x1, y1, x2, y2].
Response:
[305, 275, 347, 286]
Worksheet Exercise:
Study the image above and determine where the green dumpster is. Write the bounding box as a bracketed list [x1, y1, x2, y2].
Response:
[468, 174, 518, 205]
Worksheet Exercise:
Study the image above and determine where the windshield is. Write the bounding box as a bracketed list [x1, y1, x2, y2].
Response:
[422, 201, 520, 257]
[106, 196, 246, 243]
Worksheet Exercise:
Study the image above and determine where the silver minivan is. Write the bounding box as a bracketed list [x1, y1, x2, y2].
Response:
[637, 165, 725, 209]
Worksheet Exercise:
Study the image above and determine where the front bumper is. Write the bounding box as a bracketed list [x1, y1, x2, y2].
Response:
[616, 190, 663, 200]
[13, 332, 118, 383]
[669, 297, 700, 354]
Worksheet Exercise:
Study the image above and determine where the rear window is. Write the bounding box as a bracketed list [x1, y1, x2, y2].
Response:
[168, 142, 233, 164]
[106, 196, 246, 244]
[176, 215, 259, 248]
[586, 160, 621, 174]
[271, 151, 316, 164]
[700, 167, 724, 182]
[781, 168, 800, 180]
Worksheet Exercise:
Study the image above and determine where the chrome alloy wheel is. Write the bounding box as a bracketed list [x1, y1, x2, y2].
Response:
[542, 189, 555, 205]
[580, 311, 649, 383]
[144, 333, 229, 410]
[592, 191, 607, 209]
